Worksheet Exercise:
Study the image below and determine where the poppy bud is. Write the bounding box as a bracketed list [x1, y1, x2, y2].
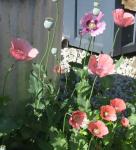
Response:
[44, 17, 54, 30]
[93, 2, 99, 7]
[52, 0, 58, 2]
[93, 8, 100, 16]
[51, 48, 58, 55]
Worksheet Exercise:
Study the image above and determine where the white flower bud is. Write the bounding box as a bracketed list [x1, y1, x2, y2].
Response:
[83, 66, 88, 70]
[93, 2, 99, 7]
[44, 17, 54, 30]
[52, 0, 58, 2]
[51, 48, 58, 55]
[0, 145, 6, 150]
[93, 8, 100, 16]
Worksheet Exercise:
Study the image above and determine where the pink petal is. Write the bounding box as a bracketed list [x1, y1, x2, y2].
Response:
[90, 22, 106, 36]
[96, 11, 104, 22]
[113, 9, 124, 26]
[98, 54, 113, 68]
[123, 12, 135, 27]
[88, 55, 97, 74]
[11, 38, 32, 53]
[28, 48, 39, 58]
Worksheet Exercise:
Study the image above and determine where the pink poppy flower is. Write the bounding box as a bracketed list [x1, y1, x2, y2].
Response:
[69, 111, 88, 129]
[110, 98, 126, 113]
[100, 105, 117, 121]
[88, 54, 115, 78]
[88, 120, 109, 138]
[121, 117, 129, 127]
[80, 11, 106, 36]
[113, 9, 135, 27]
[10, 38, 39, 61]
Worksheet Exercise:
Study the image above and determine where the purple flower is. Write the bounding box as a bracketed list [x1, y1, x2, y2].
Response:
[80, 11, 106, 36]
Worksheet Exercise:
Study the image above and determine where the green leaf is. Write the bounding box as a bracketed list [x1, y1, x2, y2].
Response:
[115, 56, 124, 69]
[128, 114, 136, 125]
[126, 102, 136, 115]
[28, 70, 42, 97]
[75, 79, 91, 110]
[74, 68, 89, 79]
[0, 96, 10, 106]
[69, 131, 88, 150]
[81, 55, 90, 66]
[76, 79, 90, 96]
[31, 101, 45, 110]
[103, 137, 110, 146]
[50, 131, 68, 150]
[100, 75, 113, 90]
[38, 140, 53, 150]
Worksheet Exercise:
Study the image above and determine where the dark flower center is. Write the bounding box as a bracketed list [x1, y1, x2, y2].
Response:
[87, 20, 97, 30]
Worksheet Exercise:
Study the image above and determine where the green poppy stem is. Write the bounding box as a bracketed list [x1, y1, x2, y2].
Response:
[71, 37, 95, 99]
[70, 88, 76, 98]
[112, 27, 120, 50]
[79, 35, 82, 48]
[3, 64, 15, 96]
[44, 2, 60, 72]
[89, 76, 97, 101]
[63, 113, 71, 133]
[90, 37, 95, 56]
[88, 136, 94, 150]
[39, 30, 51, 78]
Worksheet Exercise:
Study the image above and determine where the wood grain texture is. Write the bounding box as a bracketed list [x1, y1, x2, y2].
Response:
[0, 0, 63, 100]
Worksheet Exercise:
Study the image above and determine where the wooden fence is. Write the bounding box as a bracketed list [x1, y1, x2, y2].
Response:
[0, 0, 63, 100]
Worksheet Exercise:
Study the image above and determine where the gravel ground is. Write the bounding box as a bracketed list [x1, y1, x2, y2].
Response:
[60, 47, 136, 101]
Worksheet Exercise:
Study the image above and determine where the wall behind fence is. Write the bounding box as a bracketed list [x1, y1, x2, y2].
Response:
[0, 0, 63, 101]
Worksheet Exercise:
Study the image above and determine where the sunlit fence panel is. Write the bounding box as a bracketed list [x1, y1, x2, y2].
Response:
[0, 0, 63, 100]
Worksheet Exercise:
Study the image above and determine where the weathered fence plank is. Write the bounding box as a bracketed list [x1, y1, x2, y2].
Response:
[0, 0, 63, 100]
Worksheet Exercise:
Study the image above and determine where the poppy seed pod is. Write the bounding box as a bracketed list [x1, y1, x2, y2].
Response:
[52, 0, 58, 2]
[44, 17, 54, 30]
[51, 47, 58, 55]
[93, 2, 99, 7]
[93, 7, 100, 16]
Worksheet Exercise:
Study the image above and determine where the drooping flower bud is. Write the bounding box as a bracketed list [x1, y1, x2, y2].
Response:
[93, 7, 100, 16]
[52, 0, 58, 2]
[44, 17, 54, 30]
[51, 47, 58, 55]
[93, 2, 99, 7]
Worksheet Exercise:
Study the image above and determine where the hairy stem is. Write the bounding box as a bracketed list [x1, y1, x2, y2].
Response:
[63, 113, 71, 133]
[44, 2, 60, 72]
[3, 64, 15, 96]
[89, 76, 97, 101]
[39, 30, 50, 78]
[112, 27, 120, 50]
